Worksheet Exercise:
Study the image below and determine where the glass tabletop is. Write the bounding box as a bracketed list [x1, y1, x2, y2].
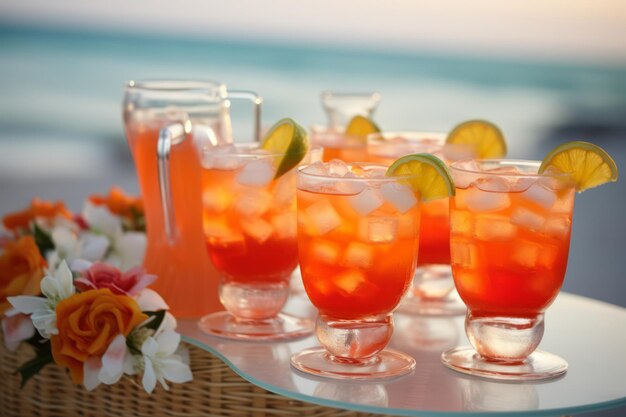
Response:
[178, 292, 626, 416]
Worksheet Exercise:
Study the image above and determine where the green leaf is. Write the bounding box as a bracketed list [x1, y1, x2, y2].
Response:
[15, 344, 54, 388]
[32, 223, 54, 255]
[143, 310, 166, 332]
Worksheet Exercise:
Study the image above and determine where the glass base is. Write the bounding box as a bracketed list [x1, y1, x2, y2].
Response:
[291, 347, 416, 380]
[198, 311, 314, 341]
[397, 265, 466, 316]
[441, 346, 568, 381]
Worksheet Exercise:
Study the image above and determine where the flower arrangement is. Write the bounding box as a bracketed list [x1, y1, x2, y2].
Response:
[0, 188, 192, 393]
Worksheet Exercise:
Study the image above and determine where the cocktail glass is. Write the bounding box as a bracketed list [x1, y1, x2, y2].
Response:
[291, 161, 420, 379]
[311, 91, 381, 162]
[197, 144, 314, 340]
[441, 159, 574, 380]
[367, 131, 466, 316]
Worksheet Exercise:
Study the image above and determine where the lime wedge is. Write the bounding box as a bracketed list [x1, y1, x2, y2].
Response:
[261, 118, 309, 178]
[539, 141, 618, 192]
[386, 153, 455, 201]
[446, 120, 507, 158]
[345, 115, 380, 140]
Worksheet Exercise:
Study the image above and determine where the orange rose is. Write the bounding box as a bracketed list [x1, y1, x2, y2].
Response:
[0, 236, 46, 315]
[89, 187, 143, 218]
[3, 198, 72, 233]
[51, 288, 147, 384]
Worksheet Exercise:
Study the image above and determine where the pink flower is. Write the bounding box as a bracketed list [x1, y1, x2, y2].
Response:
[75, 262, 156, 296]
[2, 312, 35, 351]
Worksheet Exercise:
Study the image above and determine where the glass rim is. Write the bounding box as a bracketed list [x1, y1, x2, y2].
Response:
[449, 159, 571, 179]
[297, 162, 418, 183]
[125, 79, 227, 93]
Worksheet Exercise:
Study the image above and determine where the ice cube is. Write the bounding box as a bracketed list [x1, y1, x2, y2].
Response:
[347, 187, 384, 215]
[203, 217, 245, 245]
[511, 207, 545, 231]
[511, 240, 541, 268]
[474, 215, 517, 240]
[202, 187, 233, 213]
[270, 212, 297, 239]
[335, 172, 367, 195]
[359, 216, 398, 243]
[310, 240, 341, 264]
[380, 182, 418, 213]
[236, 160, 275, 187]
[465, 188, 510, 212]
[301, 161, 328, 176]
[202, 144, 240, 170]
[521, 182, 557, 209]
[241, 218, 274, 243]
[450, 238, 477, 268]
[305, 200, 342, 235]
[334, 270, 367, 294]
[544, 216, 571, 239]
[234, 189, 272, 217]
[327, 159, 350, 177]
[273, 172, 296, 207]
[474, 177, 511, 192]
[552, 192, 574, 214]
[450, 210, 472, 235]
[342, 242, 373, 268]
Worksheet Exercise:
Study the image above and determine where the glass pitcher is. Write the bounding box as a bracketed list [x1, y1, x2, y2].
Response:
[122, 80, 262, 318]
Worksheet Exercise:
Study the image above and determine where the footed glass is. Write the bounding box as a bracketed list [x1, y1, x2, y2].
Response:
[198, 144, 314, 340]
[291, 161, 420, 379]
[367, 131, 465, 316]
[441, 160, 574, 380]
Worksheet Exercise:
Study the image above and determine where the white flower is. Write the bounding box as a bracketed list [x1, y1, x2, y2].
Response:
[7, 260, 75, 338]
[47, 226, 109, 269]
[83, 334, 129, 391]
[82, 202, 146, 270]
[140, 332, 193, 394]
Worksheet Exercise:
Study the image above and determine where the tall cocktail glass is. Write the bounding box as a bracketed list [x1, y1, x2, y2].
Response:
[367, 131, 466, 315]
[291, 161, 420, 379]
[441, 159, 574, 380]
[197, 144, 314, 340]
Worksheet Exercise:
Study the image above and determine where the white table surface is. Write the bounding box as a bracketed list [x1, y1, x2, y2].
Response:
[178, 292, 626, 416]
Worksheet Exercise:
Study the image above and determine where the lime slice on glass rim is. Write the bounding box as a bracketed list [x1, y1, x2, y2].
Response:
[539, 141, 618, 192]
[261, 118, 309, 179]
[385, 153, 455, 201]
[345, 115, 381, 140]
[446, 119, 507, 159]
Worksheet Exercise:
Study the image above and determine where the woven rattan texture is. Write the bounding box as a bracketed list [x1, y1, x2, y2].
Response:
[0, 335, 393, 417]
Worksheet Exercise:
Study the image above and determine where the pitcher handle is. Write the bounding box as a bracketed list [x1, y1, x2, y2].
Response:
[157, 123, 188, 244]
[226, 90, 263, 141]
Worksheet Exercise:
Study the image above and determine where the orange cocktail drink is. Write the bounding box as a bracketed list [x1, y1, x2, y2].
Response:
[291, 160, 420, 379]
[442, 159, 575, 381]
[449, 160, 574, 317]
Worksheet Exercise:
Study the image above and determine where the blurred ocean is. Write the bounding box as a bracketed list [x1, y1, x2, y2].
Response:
[0, 23, 625, 314]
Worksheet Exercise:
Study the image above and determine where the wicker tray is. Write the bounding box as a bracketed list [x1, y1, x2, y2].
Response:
[0, 334, 392, 417]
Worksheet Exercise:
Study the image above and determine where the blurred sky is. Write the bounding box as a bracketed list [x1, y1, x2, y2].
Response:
[3, 0, 626, 64]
